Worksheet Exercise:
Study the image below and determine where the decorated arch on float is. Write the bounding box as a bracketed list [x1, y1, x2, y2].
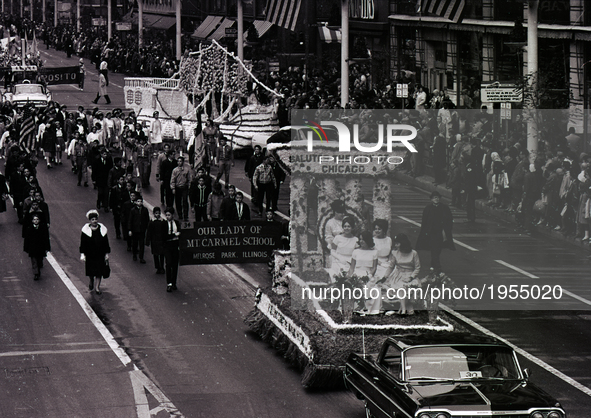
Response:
[123, 40, 282, 150]
[245, 116, 462, 389]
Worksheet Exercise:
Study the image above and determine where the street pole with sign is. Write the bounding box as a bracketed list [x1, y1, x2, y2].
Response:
[396, 83, 408, 113]
[341, 0, 349, 107]
[526, 0, 538, 159]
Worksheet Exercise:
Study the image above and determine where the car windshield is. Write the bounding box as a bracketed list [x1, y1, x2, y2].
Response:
[15, 85, 44, 95]
[404, 345, 521, 381]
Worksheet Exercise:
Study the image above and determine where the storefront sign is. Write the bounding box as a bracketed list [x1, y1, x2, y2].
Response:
[225, 27, 238, 38]
[349, 0, 375, 19]
[92, 18, 106, 26]
[179, 221, 283, 265]
[40, 66, 80, 85]
[116, 22, 132, 31]
[481, 84, 522, 102]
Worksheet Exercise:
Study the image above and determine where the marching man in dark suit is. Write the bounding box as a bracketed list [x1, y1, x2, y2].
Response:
[415, 191, 455, 272]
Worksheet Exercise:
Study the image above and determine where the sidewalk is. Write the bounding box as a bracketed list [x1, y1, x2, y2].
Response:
[393, 169, 591, 252]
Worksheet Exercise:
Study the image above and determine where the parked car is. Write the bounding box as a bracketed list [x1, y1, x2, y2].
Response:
[3, 81, 52, 108]
[345, 333, 566, 418]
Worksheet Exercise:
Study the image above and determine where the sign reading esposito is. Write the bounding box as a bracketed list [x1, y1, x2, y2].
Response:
[179, 221, 283, 265]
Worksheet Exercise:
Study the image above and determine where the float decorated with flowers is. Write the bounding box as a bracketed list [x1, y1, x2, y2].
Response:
[124, 40, 282, 152]
[245, 250, 464, 389]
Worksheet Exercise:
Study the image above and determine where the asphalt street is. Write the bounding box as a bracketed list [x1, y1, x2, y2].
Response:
[0, 46, 590, 417]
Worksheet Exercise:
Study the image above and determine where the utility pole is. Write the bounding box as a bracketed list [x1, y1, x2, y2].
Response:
[341, 0, 349, 107]
[76, 0, 80, 31]
[138, 0, 143, 50]
[176, 0, 181, 61]
[526, 0, 538, 158]
[107, 0, 112, 40]
[237, 0, 243, 64]
[53, 0, 57, 26]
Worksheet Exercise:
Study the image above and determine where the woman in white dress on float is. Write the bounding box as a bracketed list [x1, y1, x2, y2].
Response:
[348, 230, 378, 279]
[327, 216, 358, 281]
[372, 219, 393, 279]
[382, 234, 421, 315]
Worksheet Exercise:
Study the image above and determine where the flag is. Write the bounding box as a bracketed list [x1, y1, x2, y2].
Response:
[264, 0, 302, 32]
[19, 106, 37, 152]
[191, 110, 207, 170]
[421, 0, 465, 23]
[31, 32, 39, 56]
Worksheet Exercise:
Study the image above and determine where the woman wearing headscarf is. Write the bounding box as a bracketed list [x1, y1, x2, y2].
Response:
[80, 210, 111, 294]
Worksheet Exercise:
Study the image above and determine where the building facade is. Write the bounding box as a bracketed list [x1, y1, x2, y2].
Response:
[389, 0, 591, 130]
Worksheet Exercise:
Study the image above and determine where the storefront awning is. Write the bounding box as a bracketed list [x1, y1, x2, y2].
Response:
[208, 18, 235, 41]
[244, 20, 274, 38]
[192, 15, 223, 39]
[318, 26, 341, 43]
[144, 13, 176, 30]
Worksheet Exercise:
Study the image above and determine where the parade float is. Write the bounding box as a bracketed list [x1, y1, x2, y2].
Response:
[123, 40, 281, 152]
[244, 134, 464, 389]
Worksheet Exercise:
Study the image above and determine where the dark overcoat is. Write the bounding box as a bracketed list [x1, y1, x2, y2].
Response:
[23, 223, 51, 257]
[415, 202, 456, 251]
[80, 223, 111, 278]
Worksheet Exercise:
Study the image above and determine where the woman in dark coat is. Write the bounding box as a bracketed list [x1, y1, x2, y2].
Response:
[23, 213, 51, 280]
[80, 210, 111, 294]
[416, 191, 455, 272]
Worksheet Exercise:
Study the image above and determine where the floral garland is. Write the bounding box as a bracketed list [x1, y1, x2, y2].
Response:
[179, 40, 282, 99]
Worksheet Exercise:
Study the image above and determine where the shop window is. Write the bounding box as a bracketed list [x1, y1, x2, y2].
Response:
[495, 0, 523, 21]
[539, 0, 570, 25]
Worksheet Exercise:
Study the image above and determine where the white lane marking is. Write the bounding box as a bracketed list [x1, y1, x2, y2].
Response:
[441, 304, 591, 398]
[0, 348, 110, 357]
[46, 252, 133, 366]
[47, 253, 185, 416]
[130, 367, 184, 417]
[130, 370, 151, 418]
[562, 289, 591, 307]
[494, 260, 539, 279]
[39, 50, 122, 88]
[396, 215, 479, 252]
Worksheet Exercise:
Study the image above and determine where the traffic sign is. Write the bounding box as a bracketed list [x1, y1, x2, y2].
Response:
[396, 83, 408, 98]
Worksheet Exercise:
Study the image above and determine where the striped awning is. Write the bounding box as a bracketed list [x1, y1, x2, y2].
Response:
[318, 26, 341, 43]
[191, 15, 223, 39]
[208, 18, 236, 41]
[244, 20, 274, 38]
[143, 13, 176, 30]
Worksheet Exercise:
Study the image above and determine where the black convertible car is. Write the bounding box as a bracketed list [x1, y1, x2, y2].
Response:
[344, 333, 566, 418]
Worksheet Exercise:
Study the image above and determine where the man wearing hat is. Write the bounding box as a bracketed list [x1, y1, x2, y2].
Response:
[415, 191, 455, 272]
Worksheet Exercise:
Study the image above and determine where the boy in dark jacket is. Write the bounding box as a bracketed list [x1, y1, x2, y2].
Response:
[128, 195, 150, 263]
[146, 206, 167, 274]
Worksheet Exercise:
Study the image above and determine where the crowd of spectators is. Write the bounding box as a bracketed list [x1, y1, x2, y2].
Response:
[1, 14, 589, 244]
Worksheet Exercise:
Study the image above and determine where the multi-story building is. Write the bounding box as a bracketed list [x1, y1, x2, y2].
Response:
[389, 0, 590, 132]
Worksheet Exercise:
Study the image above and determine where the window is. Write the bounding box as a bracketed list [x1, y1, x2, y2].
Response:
[380, 344, 402, 380]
